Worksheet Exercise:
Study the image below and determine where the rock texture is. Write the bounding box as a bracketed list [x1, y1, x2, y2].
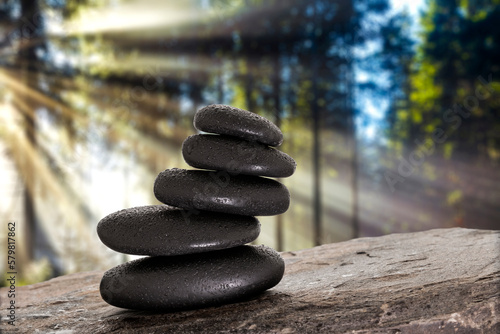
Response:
[1, 228, 499, 334]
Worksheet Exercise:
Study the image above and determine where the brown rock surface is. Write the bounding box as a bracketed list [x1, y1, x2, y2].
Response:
[1, 228, 499, 333]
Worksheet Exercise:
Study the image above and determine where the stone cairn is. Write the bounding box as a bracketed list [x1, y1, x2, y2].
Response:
[97, 104, 296, 311]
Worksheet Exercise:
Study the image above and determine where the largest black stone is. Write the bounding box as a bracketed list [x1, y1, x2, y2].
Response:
[154, 168, 290, 216]
[194, 104, 283, 147]
[99, 245, 285, 311]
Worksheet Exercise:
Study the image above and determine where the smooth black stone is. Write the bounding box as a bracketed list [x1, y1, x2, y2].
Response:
[97, 205, 260, 256]
[193, 104, 283, 147]
[182, 134, 296, 178]
[99, 245, 285, 311]
[154, 168, 290, 216]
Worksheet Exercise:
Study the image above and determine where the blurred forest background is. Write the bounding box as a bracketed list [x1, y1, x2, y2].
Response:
[0, 0, 499, 285]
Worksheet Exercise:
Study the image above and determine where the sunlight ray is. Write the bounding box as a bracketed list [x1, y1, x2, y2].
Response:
[0, 102, 105, 270]
[1, 73, 189, 180]
[0, 69, 88, 125]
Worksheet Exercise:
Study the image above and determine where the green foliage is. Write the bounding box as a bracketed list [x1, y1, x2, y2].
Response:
[388, 0, 500, 159]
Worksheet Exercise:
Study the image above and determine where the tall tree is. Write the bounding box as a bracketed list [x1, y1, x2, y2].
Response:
[18, 0, 45, 262]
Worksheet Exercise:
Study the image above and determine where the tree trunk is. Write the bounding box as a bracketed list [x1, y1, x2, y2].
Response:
[244, 58, 256, 112]
[346, 29, 359, 239]
[311, 13, 322, 246]
[18, 0, 43, 262]
[272, 54, 284, 251]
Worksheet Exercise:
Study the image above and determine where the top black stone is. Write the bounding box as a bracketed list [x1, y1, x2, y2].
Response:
[193, 104, 284, 147]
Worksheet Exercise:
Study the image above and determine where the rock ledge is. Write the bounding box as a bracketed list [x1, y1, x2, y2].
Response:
[1, 228, 499, 333]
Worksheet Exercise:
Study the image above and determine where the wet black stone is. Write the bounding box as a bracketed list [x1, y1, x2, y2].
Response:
[193, 104, 283, 147]
[153, 168, 290, 216]
[99, 245, 285, 311]
[182, 134, 296, 178]
[96, 205, 260, 256]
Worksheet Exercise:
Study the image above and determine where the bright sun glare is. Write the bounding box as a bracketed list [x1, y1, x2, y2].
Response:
[60, 1, 214, 35]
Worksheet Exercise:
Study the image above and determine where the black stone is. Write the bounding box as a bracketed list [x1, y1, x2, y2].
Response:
[193, 104, 283, 147]
[96, 205, 260, 256]
[182, 134, 296, 178]
[153, 168, 290, 216]
[99, 245, 285, 311]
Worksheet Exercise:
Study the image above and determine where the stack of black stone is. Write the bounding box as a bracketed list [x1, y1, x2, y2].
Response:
[97, 104, 296, 311]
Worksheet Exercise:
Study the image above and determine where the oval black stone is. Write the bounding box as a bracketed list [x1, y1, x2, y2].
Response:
[193, 104, 283, 147]
[97, 205, 260, 256]
[99, 245, 285, 311]
[182, 134, 296, 178]
[153, 168, 290, 216]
